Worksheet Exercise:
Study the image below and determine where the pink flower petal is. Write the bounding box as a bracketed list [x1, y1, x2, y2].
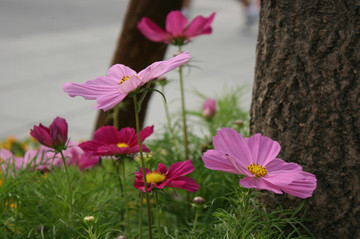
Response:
[107, 64, 137, 79]
[164, 176, 200, 192]
[137, 18, 171, 43]
[212, 128, 252, 166]
[202, 150, 249, 175]
[280, 172, 317, 199]
[157, 163, 168, 174]
[166, 159, 194, 179]
[244, 133, 281, 166]
[240, 176, 283, 194]
[184, 12, 215, 39]
[139, 125, 154, 142]
[266, 158, 303, 172]
[165, 11, 188, 36]
[262, 171, 304, 187]
[138, 52, 190, 82]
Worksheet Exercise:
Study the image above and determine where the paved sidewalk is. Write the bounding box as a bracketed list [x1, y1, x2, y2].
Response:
[0, 0, 258, 142]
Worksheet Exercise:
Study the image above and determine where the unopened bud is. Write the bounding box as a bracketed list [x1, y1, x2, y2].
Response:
[202, 99, 216, 119]
[156, 77, 169, 86]
[192, 196, 206, 206]
[117, 236, 127, 239]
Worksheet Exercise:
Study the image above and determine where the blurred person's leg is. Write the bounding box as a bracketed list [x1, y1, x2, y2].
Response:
[182, 0, 191, 18]
[238, 0, 259, 27]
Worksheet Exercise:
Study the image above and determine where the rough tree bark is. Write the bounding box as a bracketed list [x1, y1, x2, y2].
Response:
[94, 0, 183, 131]
[250, 1, 359, 238]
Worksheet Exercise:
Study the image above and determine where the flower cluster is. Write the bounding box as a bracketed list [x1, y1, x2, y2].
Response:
[0, 143, 99, 172]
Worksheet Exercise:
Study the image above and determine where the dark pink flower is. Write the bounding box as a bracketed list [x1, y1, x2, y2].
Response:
[30, 117, 68, 152]
[202, 98, 216, 118]
[79, 125, 154, 157]
[138, 11, 215, 45]
[202, 128, 317, 199]
[133, 159, 200, 192]
[63, 52, 190, 111]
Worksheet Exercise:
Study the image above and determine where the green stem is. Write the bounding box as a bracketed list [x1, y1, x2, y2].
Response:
[139, 192, 143, 239]
[160, 84, 180, 159]
[113, 104, 119, 129]
[177, 46, 191, 214]
[133, 94, 153, 239]
[155, 190, 161, 239]
[191, 207, 200, 236]
[122, 159, 131, 235]
[178, 64, 189, 160]
[59, 151, 74, 227]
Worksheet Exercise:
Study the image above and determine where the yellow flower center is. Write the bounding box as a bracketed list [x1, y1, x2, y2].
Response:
[119, 75, 139, 85]
[119, 76, 131, 85]
[248, 163, 267, 177]
[117, 142, 129, 148]
[146, 172, 166, 184]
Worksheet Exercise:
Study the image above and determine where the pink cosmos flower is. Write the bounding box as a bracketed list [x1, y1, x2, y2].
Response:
[134, 159, 200, 192]
[30, 117, 68, 152]
[67, 144, 100, 170]
[23, 143, 99, 171]
[202, 98, 216, 118]
[79, 125, 154, 157]
[0, 149, 25, 172]
[202, 128, 317, 199]
[138, 11, 216, 45]
[63, 52, 191, 111]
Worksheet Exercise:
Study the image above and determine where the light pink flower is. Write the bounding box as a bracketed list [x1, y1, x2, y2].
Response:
[24, 143, 99, 171]
[202, 128, 316, 199]
[134, 159, 200, 192]
[138, 11, 215, 45]
[63, 52, 191, 111]
[0, 149, 25, 172]
[202, 98, 216, 118]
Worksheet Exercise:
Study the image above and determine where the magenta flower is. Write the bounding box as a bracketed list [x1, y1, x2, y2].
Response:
[63, 52, 190, 111]
[134, 159, 200, 192]
[202, 98, 216, 118]
[79, 125, 154, 157]
[138, 10, 215, 45]
[202, 128, 317, 199]
[30, 117, 68, 152]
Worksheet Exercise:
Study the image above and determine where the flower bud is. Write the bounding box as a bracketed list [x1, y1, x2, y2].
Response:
[192, 196, 206, 207]
[202, 99, 216, 119]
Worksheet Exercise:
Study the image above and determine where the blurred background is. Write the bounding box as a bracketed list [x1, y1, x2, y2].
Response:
[0, 0, 258, 141]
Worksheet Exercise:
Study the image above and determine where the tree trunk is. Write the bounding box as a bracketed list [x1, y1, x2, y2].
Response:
[250, 1, 360, 238]
[94, 0, 183, 131]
